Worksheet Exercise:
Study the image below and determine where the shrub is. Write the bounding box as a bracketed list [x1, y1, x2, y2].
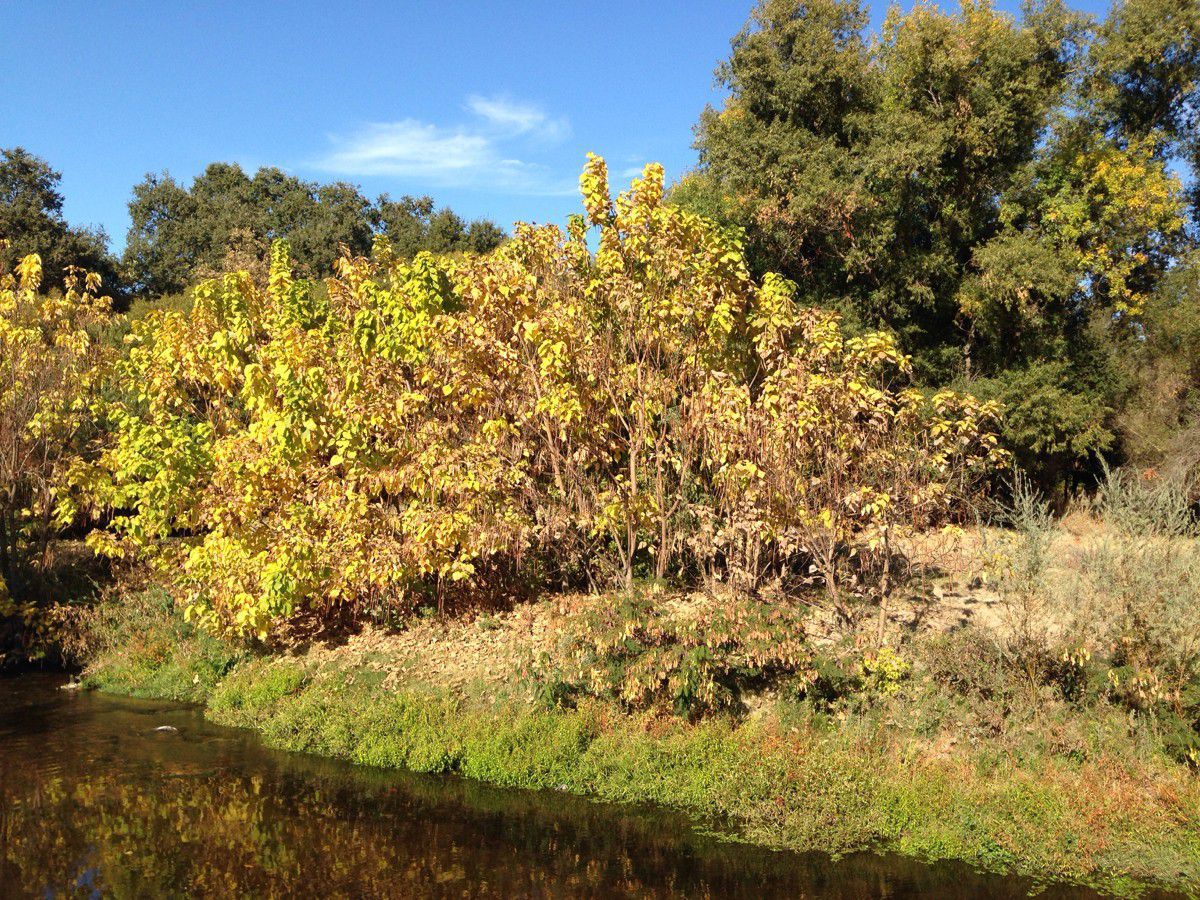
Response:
[0, 249, 113, 663]
[1065, 537, 1200, 715]
[919, 628, 1018, 704]
[80, 586, 241, 702]
[80, 156, 1005, 638]
[992, 473, 1058, 657]
[538, 591, 813, 716]
[0, 253, 111, 603]
[1093, 462, 1198, 538]
[989, 467, 1200, 762]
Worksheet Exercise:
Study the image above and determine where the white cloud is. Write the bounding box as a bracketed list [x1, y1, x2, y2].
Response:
[312, 96, 573, 195]
[319, 120, 492, 177]
[466, 95, 569, 141]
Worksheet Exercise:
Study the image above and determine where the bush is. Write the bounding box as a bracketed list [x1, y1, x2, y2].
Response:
[535, 591, 813, 716]
[1093, 462, 1198, 538]
[991, 472, 1058, 660]
[80, 586, 241, 702]
[786, 644, 914, 718]
[78, 156, 1005, 638]
[0, 251, 112, 643]
[919, 628, 1017, 703]
[1066, 537, 1200, 710]
[987, 467, 1200, 763]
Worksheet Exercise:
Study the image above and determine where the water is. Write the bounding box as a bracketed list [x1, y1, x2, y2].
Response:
[0, 674, 1134, 899]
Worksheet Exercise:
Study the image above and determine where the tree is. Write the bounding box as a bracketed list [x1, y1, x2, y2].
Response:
[122, 172, 202, 296]
[465, 219, 507, 254]
[692, 0, 875, 299]
[0, 148, 119, 295]
[288, 181, 377, 277]
[1085, 0, 1199, 149]
[1084, 0, 1200, 226]
[376, 194, 505, 258]
[683, 0, 1194, 490]
[690, 0, 1083, 377]
[124, 167, 507, 298]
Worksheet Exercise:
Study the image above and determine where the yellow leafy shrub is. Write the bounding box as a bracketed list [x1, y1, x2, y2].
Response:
[0, 250, 112, 658]
[84, 156, 1005, 637]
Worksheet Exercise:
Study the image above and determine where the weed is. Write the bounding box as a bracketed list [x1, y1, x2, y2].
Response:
[79, 586, 241, 702]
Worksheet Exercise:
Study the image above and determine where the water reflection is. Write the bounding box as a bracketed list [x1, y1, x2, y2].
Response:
[0, 675, 1122, 898]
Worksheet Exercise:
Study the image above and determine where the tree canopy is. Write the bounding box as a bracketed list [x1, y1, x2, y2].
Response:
[123, 163, 507, 296]
[0, 148, 119, 294]
[680, 0, 1200, 487]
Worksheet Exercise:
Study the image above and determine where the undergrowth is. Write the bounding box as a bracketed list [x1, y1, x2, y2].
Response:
[80, 585, 242, 702]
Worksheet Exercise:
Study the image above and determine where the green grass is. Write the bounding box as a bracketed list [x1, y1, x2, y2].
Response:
[80, 586, 242, 702]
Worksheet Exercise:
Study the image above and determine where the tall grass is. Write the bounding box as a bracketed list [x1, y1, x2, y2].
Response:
[987, 466, 1200, 765]
[79, 586, 242, 702]
[1093, 462, 1198, 538]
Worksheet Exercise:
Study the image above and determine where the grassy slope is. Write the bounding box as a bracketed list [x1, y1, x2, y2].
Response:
[85, 638, 1200, 898]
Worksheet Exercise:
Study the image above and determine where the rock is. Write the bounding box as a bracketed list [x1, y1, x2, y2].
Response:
[153, 725, 179, 733]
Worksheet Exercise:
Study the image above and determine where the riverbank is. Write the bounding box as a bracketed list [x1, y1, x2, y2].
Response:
[79, 570, 1200, 899]
[2, 673, 1126, 899]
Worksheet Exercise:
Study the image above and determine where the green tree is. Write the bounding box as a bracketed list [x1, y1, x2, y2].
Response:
[124, 167, 506, 297]
[1084, 0, 1199, 148]
[465, 219, 507, 254]
[692, 0, 875, 302]
[376, 194, 505, 258]
[691, 0, 1086, 377]
[289, 181, 377, 276]
[0, 148, 119, 294]
[684, 0, 1195, 489]
[122, 172, 203, 296]
[1084, 0, 1199, 225]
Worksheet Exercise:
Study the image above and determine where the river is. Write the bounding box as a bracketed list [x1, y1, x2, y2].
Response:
[0, 674, 1137, 898]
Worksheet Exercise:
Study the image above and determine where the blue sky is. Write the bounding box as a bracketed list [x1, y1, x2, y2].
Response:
[4, 0, 1112, 251]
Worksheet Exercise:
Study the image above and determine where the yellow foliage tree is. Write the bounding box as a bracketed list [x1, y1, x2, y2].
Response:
[0, 248, 112, 654]
[84, 156, 1006, 638]
[1041, 135, 1186, 319]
